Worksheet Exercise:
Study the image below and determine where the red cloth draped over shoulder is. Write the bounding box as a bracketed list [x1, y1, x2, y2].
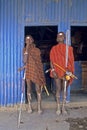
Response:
[50, 43, 74, 83]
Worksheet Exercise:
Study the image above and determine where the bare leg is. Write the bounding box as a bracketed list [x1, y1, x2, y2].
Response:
[26, 79, 32, 113]
[55, 78, 61, 115]
[36, 84, 42, 114]
[62, 80, 67, 114]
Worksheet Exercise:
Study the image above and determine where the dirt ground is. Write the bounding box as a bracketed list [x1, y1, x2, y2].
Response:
[0, 92, 87, 130]
[0, 104, 87, 130]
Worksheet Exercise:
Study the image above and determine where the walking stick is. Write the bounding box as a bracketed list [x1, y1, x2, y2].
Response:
[43, 85, 49, 96]
[18, 72, 25, 128]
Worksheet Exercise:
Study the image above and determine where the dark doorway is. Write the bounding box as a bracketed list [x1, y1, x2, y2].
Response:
[24, 26, 58, 100]
[71, 26, 87, 61]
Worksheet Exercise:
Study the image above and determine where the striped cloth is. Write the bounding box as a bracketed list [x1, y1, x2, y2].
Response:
[23, 45, 46, 86]
[50, 43, 74, 80]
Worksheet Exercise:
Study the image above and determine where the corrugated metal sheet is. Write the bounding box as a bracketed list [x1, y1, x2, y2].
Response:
[24, 0, 60, 25]
[71, 61, 82, 90]
[71, 0, 87, 25]
[0, 0, 87, 106]
[0, 0, 25, 106]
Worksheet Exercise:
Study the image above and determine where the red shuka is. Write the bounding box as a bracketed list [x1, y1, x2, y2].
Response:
[50, 43, 74, 81]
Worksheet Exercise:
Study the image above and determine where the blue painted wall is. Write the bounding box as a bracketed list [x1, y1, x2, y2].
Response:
[0, 0, 87, 106]
[71, 61, 82, 90]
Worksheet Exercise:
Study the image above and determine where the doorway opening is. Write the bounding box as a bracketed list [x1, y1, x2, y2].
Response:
[24, 25, 58, 101]
[24, 26, 58, 63]
[71, 26, 87, 91]
[71, 26, 87, 61]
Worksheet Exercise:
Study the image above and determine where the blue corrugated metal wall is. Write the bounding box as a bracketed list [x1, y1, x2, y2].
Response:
[71, 0, 87, 25]
[0, 0, 25, 106]
[71, 61, 82, 90]
[0, 0, 87, 106]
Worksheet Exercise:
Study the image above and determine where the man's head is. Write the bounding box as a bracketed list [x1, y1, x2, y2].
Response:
[25, 35, 34, 45]
[56, 32, 65, 43]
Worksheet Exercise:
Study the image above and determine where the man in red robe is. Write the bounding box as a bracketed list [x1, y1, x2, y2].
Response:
[50, 32, 74, 115]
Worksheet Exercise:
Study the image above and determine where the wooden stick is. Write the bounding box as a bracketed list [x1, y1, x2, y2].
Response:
[43, 85, 49, 96]
[53, 63, 78, 79]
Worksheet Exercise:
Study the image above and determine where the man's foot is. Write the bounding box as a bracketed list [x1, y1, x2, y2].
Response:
[28, 109, 32, 113]
[56, 109, 61, 115]
[38, 109, 42, 114]
[27, 105, 32, 113]
[62, 108, 67, 115]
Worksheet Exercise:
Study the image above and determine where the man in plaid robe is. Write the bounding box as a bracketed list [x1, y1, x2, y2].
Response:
[23, 35, 46, 114]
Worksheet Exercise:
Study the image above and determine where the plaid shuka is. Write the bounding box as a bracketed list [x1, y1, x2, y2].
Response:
[24, 45, 46, 86]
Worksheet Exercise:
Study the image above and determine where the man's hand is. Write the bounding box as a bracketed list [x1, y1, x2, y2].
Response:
[18, 66, 26, 72]
[66, 71, 72, 76]
[66, 71, 77, 79]
[52, 70, 58, 79]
